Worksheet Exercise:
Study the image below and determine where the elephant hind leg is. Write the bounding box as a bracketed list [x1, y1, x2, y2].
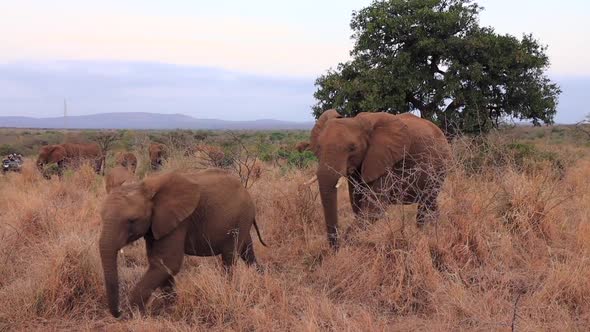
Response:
[221, 247, 236, 272]
[239, 236, 264, 273]
[239, 237, 257, 266]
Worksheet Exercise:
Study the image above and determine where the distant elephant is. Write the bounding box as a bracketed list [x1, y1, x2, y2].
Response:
[105, 166, 136, 193]
[148, 143, 168, 170]
[99, 169, 266, 317]
[295, 141, 311, 153]
[308, 110, 451, 249]
[115, 152, 138, 173]
[37, 143, 103, 178]
[188, 144, 226, 168]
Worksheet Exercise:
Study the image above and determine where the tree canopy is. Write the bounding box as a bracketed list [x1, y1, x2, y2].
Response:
[313, 0, 561, 134]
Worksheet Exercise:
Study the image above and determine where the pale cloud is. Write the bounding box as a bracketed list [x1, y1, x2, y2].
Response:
[2, 0, 587, 76]
[0, 6, 352, 76]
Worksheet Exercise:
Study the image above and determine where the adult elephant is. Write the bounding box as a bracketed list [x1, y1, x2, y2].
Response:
[308, 110, 451, 250]
[115, 152, 138, 173]
[148, 143, 167, 170]
[36, 143, 103, 178]
[99, 169, 266, 317]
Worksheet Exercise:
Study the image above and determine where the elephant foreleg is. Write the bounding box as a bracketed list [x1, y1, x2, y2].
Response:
[347, 178, 363, 216]
[130, 233, 185, 314]
[159, 275, 178, 305]
[129, 265, 174, 313]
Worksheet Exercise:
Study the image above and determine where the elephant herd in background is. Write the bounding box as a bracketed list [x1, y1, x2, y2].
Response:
[30, 111, 451, 318]
[36, 142, 169, 178]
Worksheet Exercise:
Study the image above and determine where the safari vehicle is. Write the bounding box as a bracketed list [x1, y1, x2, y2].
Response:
[2, 154, 23, 174]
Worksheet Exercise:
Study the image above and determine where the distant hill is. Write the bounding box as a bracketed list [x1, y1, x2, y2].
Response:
[0, 112, 314, 130]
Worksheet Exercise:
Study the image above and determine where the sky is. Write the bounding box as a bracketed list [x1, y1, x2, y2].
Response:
[0, 0, 588, 122]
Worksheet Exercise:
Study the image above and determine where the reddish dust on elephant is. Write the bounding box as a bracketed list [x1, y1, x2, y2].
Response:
[98, 169, 266, 317]
[308, 110, 451, 249]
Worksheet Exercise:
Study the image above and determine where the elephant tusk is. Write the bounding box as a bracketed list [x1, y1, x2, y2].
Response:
[304, 175, 318, 186]
[335, 177, 346, 189]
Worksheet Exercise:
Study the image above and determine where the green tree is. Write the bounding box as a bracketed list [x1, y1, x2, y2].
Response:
[313, 0, 561, 135]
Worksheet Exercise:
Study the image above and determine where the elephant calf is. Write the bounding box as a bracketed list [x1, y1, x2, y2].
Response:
[148, 143, 167, 170]
[99, 169, 266, 317]
[105, 166, 136, 193]
[115, 152, 138, 173]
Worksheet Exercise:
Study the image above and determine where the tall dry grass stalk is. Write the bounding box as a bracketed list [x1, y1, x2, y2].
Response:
[0, 139, 588, 331]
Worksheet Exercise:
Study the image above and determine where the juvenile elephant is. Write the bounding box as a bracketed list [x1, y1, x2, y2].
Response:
[295, 141, 311, 153]
[115, 152, 138, 173]
[308, 110, 451, 249]
[99, 169, 266, 317]
[36, 143, 103, 178]
[187, 144, 226, 168]
[148, 143, 167, 170]
[105, 166, 136, 193]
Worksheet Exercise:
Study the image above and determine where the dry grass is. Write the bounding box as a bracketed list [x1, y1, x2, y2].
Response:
[0, 137, 589, 331]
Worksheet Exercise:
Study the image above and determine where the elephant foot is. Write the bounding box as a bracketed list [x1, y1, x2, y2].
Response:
[328, 237, 339, 251]
[109, 307, 123, 319]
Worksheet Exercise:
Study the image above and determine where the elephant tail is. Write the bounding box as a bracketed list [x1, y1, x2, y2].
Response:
[252, 218, 268, 247]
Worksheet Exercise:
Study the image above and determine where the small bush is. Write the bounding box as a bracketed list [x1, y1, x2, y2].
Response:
[286, 150, 316, 169]
[0, 144, 14, 156]
[457, 138, 566, 178]
[269, 132, 286, 142]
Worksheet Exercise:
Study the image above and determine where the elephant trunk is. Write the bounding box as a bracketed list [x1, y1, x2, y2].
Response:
[99, 227, 123, 318]
[317, 160, 346, 250]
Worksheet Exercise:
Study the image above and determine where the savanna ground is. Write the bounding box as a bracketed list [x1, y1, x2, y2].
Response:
[0, 125, 589, 331]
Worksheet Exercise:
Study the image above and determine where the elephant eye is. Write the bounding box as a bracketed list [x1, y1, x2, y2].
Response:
[347, 144, 356, 152]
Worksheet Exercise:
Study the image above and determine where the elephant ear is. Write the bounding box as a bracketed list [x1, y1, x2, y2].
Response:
[310, 109, 342, 155]
[145, 173, 201, 240]
[360, 115, 411, 183]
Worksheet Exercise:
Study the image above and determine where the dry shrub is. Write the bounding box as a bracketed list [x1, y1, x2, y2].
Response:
[171, 265, 287, 330]
[32, 235, 103, 318]
[495, 169, 566, 246]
